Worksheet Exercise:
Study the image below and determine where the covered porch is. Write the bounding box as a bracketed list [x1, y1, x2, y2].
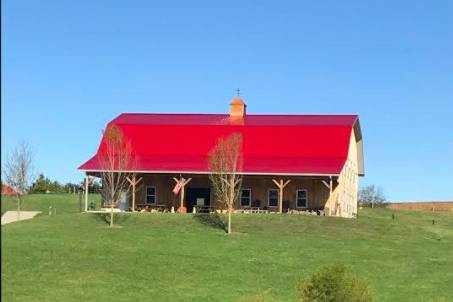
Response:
[83, 173, 339, 215]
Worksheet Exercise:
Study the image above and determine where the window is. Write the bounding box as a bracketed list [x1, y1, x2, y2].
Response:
[296, 190, 308, 208]
[240, 189, 251, 207]
[268, 189, 278, 207]
[146, 186, 156, 204]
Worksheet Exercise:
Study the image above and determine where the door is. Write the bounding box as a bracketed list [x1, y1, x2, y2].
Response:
[118, 191, 129, 211]
[185, 188, 210, 213]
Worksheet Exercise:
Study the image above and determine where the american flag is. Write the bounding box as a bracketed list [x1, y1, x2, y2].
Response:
[172, 182, 182, 195]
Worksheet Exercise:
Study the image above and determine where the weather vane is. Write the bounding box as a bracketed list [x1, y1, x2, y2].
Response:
[236, 88, 240, 97]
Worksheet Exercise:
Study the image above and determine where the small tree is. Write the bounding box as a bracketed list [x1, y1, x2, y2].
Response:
[2, 142, 34, 221]
[30, 173, 65, 194]
[208, 133, 243, 234]
[358, 185, 386, 208]
[98, 125, 133, 227]
[297, 265, 372, 302]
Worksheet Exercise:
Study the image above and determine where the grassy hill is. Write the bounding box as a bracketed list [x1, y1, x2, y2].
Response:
[2, 194, 453, 301]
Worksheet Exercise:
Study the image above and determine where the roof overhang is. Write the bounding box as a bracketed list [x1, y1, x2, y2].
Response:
[81, 169, 339, 177]
[353, 119, 365, 176]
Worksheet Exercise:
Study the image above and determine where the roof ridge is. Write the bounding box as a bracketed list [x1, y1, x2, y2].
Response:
[117, 112, 358, 116]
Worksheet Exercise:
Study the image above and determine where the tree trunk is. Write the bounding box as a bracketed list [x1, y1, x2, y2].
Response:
[228, 176, 235, 234]
[132, 179, 136, 212]
[110, 203, 114, 227]
[16, 195, 21, 221]
[227, 208, 232, 234]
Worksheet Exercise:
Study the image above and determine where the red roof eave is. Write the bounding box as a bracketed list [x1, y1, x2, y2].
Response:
[78, 154, 345, 176]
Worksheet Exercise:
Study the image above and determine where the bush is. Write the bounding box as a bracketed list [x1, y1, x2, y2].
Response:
[297, 265, 372, 302]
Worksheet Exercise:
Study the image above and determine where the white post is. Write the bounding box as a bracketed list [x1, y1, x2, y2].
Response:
[329, 176, 333, 216]
[85, 175, 89, 212]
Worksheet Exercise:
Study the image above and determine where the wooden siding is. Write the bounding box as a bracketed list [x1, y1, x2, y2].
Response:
[130, 174, 332, 212]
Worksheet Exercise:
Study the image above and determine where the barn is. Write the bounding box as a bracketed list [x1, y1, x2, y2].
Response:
[1, 184, 17, 196]
[79, 96, 364, 218]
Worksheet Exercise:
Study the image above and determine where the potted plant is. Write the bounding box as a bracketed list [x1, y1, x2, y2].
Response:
[178, 206, 187, 213]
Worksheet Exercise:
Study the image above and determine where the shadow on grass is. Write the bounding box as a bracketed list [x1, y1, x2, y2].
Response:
[193, 213, 226, 232]
[92, 212, 131, 226]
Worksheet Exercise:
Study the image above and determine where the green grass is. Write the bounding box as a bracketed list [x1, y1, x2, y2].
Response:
[1, 193, 102, 215]
[2, 194, 453, 301]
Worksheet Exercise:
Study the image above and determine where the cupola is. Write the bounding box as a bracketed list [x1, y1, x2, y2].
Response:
[229, 96, 246, 118]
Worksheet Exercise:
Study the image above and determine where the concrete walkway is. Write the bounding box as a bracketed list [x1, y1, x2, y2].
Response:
[1, 211, 42, 225]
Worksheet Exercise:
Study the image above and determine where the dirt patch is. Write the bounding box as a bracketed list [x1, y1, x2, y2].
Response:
[1, 211, 42, 225]
[387, 202, 453, 212]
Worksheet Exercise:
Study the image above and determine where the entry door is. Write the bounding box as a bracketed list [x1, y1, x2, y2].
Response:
[185, 188, 210, 213]
[118, 191, 129, 211]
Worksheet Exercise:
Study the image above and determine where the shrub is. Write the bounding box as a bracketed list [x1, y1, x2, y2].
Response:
[297, 265, 372, 302]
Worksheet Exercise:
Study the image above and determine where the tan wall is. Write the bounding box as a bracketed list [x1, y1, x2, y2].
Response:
[131, 174, 331, 211]
[330, 129, 360, 218]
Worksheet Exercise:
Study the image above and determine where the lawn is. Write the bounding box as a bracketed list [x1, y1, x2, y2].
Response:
[2, 194, 453, 301]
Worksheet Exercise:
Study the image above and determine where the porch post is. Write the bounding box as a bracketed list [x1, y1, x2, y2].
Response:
[272, 179, 291, 213]
[126, 174, 143, 212]
[132, 175, 136, 212]
[84, 175, 89, 212]
[329, 176, 333, 216]
[180, 185, 185, 209]
[173, 177, 192, 210]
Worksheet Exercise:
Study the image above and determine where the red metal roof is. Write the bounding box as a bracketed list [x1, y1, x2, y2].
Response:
[79, 113, 360, 175]
[2, 184, 17, 196]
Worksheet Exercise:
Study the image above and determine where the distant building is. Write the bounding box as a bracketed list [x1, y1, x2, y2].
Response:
[79, 96, 364, 218]
[2, 184, 17, 196]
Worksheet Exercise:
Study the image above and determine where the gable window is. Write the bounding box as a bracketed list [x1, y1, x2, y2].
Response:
[268, 189, 279, 207]
[296, 190, 308, 208]
[146, 186, 156, 204]
[240, 189, 252, 207]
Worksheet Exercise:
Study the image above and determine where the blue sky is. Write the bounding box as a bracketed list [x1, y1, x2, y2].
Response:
[2, 0, 452, 201]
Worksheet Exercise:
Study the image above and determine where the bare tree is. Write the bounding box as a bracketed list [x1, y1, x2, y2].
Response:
[208, 133, 243, 234]
[98, 125, 133, 227]
[358, 185, 386, 208]
[2, 142, 34, 221]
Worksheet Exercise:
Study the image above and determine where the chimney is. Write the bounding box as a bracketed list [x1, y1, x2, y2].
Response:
[229, 96, 246, 118]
